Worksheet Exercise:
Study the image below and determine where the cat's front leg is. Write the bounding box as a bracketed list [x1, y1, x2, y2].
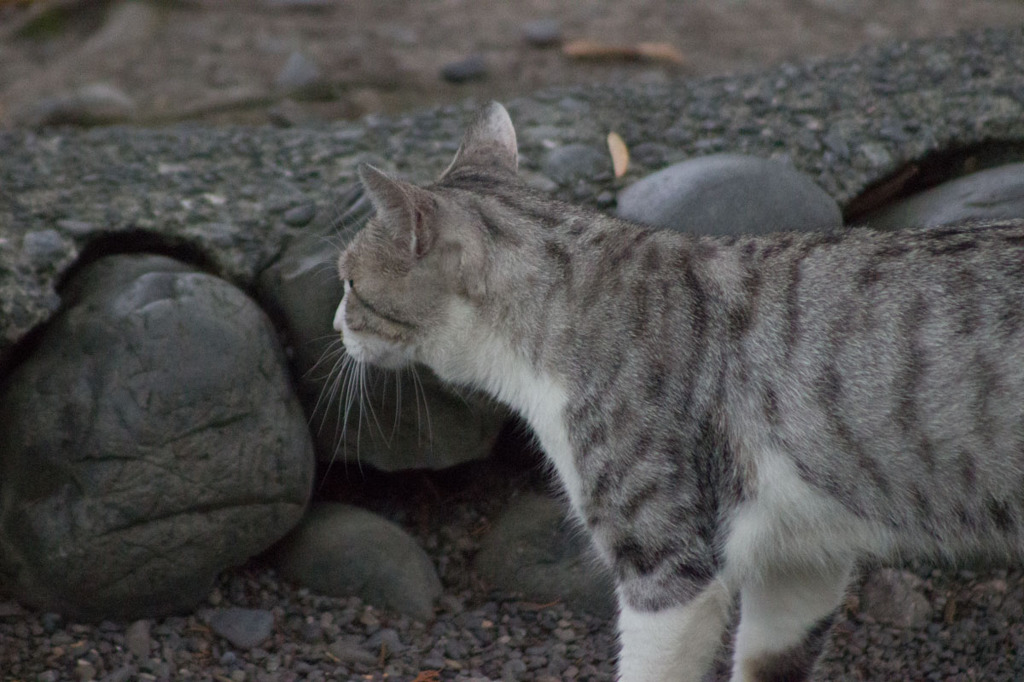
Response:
[616, 578, 733, 682]
[730, 563, 851, 682]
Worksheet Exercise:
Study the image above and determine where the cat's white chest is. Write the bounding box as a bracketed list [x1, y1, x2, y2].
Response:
[426, 310, 583, 514]
[484, 357, 582, 514]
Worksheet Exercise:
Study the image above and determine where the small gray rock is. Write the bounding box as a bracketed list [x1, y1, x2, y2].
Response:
[328, 638, 378, 665]
[282, 202, 317, 227]
[276, 51, 325, 97]
[522, 19, 562, 47]
[0, 255, 314, 620]
[207, 608, 275, 649]
[99, 666, 136, 682]
[124, 620, 151, 659]
[272, 503, 442, 621]
[475, 494, 616, 618]
[616, 153, 842, 235]
[21, 83, 137, 128]
[261, 0, 333, 6]
[542, 144, 611, 185]
[859, 568, 933, 628]
[21, 230, 67, 269]
[441, 55, 488, 84]
[861, 162, 1024, 230]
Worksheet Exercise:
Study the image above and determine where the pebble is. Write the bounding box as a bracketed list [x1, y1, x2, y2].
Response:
[328, 639, 377, 665]
[21, 229, 67, 268]
[275, 50, 324, 95]
[282, 202, 317, 226]
[124, 620, 151, 659]
[207, 608, 275, 649]
[74, 660, 96, 681]
[541, 143, 611, 185]
[21, 83, 136, 128]
[441, 55, 488, 83]
[522, 19, 563, 47]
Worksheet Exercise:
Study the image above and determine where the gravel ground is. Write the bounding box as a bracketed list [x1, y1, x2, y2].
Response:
[4, 450, 1024, 682]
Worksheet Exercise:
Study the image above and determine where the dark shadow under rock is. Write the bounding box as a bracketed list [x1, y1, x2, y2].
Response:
[0, 254, 314, 620]
[859, 162, 1024, 230]
[475, 493, 616, 618]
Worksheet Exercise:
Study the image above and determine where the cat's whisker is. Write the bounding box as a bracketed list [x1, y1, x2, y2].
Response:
[359, 364, 391, 447]
[308, 346, 343, 437]
[411, 365, 434, 461]
[389, 370, 403, 444]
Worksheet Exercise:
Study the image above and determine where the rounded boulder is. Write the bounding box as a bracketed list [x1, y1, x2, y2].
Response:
[272, 503, 441, 621]
[616, 153, 842, 235]
[0, 254, 314, 620]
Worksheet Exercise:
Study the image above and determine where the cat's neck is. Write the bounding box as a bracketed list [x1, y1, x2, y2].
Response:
[429, 299, 584, 509]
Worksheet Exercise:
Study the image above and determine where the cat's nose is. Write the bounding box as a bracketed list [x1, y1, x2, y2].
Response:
[332, 301, 345, 333]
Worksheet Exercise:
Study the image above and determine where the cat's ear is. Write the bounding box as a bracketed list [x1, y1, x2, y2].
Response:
[440, 101, 518, 178]
[359, 164, 437, 260]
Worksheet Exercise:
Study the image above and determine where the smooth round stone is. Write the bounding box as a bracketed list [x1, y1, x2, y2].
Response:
[542, 144, 611, 185]
[276, 51, 323, 92]
[0, 254, 314, 620]
[440, 55, 488, 84]
[282, 201, 317, 226]
[475, 493, 616, 618]
[522, 19, 563, 47]
[272, 503, 442, 621]
[616, 153, 842, 235]
[206, 608, 275, 650]
[860, 162, 1024, 230]
[21, 82, 137, 128]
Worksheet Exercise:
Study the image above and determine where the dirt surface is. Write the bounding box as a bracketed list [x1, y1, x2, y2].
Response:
[1, 0, 1023, 128]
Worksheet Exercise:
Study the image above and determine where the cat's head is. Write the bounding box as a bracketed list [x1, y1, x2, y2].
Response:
[333, 102, 519, 372]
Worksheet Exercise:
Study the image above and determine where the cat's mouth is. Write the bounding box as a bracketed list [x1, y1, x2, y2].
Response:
[333, 298, 415, 370]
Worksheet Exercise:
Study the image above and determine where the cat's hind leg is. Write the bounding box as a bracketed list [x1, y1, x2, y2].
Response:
[730, 563, 851, 682]
[616, 578, 733, 682]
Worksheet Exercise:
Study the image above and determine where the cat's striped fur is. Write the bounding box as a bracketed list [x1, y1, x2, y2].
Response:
[334, 101, 1024, 681]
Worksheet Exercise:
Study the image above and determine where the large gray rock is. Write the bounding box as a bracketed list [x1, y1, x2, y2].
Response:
[616, 153, 842, 235]
[258, 186, 509, 472]
[0, 254, 314, 620]
[861, 162, 1024, 230]
[272, 503, 441, 621]
[475, 493, 616, 618]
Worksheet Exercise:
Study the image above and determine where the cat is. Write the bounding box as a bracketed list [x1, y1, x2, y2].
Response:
[333, 101, 1024, 682]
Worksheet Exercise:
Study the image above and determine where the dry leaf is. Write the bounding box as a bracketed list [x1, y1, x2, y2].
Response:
[563, 39, 685, 66]
[636, 42, 686, 65]
[563, 39, 639, 61]
[412, 672, 441, 682]
[607, 131, 630, 178]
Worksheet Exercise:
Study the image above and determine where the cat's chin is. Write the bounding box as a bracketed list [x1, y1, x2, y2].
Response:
[341, 333, 414, 371]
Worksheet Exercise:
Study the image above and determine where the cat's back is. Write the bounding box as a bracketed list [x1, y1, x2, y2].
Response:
[725, 218, 1024, 548]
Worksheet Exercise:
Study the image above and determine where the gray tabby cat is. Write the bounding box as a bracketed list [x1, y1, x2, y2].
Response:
[333, 101, 1024, 682]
